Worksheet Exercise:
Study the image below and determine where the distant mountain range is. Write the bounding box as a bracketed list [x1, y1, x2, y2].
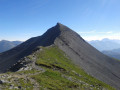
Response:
[88, 38, 120, 51]
[102, 48, 120, 60]
[0, 40, 22, 53]
[88, 39, 120, 60]
[1, 38, 120, 61]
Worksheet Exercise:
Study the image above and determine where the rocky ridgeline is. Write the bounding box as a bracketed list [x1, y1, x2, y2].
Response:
[7, 46, 43, 72]
[0, 47, 45, 89]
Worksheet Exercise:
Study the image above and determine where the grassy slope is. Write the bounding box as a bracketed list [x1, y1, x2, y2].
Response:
[0, 45, 115, 90]
[33, 45, 114, 90]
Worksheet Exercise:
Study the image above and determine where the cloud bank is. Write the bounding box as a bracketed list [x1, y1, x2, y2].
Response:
[78, 31, 120, 41]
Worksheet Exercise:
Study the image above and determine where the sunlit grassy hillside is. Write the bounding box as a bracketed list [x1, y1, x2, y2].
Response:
[0, 45, 114, 90]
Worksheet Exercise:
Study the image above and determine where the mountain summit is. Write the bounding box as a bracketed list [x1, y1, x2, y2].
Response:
[0, 23, 120, 89]
[0, 23, 72, 73]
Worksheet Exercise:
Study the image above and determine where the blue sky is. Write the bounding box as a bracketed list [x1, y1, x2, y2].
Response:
[0, 0, 120, 41]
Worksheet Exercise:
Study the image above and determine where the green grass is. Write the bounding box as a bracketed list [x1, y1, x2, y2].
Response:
[16, 78, 33, 90]
[34, 45, 115, 90]
[16, 69, 39, 74]
[0, 78, 33, 90]
[32, 69, 80, 90]
[0, 45, 115, 90]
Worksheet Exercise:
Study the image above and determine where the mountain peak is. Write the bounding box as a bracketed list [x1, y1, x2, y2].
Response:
[54, 23, 72, 33]
[1, 23, 120, 89]
[57, 22, 62, 26]
[55, 22, 65, 29]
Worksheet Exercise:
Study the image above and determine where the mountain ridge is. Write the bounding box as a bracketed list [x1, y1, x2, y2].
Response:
[0, 23, 120, 89]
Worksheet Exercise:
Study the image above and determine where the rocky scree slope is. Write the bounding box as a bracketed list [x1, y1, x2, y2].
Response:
[0, 23, 120, 89]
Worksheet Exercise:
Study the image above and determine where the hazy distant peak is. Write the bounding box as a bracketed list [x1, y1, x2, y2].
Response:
[0, 40, 22, 53]
[102, 38, 110, 41]
[0, 40, 9, 42]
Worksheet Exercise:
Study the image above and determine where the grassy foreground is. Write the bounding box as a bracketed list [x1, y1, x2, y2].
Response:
[33, 45, 114, 90]
[0, 45, 115, 90]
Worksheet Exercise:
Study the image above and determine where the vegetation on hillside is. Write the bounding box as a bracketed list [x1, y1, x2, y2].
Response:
[0, 45, 115, 90]
[34, 45, 114, 90]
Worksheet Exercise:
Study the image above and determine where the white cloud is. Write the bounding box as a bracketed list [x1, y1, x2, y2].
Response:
[79, 30, 96, 34]
[78, 31, 120, 41]
[78, 31, 113, 34]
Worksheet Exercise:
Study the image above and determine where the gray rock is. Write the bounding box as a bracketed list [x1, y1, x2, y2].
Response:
[0, 80, 3, 84]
